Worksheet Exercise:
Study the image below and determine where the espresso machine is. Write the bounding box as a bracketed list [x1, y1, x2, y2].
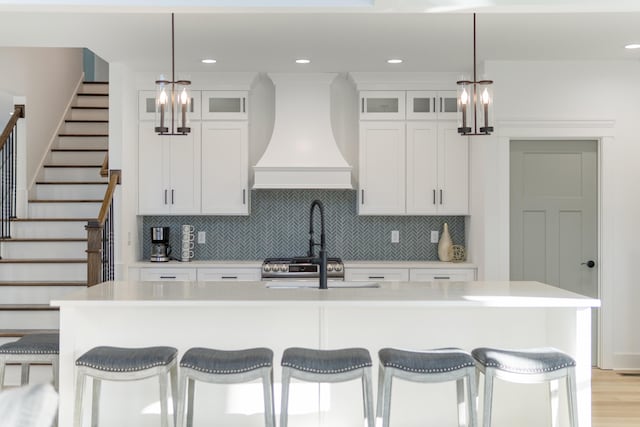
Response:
[150, 227, 171, 262]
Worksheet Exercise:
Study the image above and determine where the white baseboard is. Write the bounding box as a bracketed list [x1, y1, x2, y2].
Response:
[611, 353, 640, 370]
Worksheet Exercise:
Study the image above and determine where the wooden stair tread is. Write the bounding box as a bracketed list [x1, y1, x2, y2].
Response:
[70, 106, 108, 110]
[43, 164, 101, 168]
[35, 181, 106, 185]
[58, 134, 108, 137]
[0, 304, 58, 311]
[0, 238, 87, 242]
[0, 281, 86, 286]
[11, 218, 93, 222]
[28, 199, 102, 203]
[64, 119, 109, 123]
[0, 259, 87, 264]
[77, 93, 108, 97]
[0, 329, 58, 338]
[51, 148, 107, 152]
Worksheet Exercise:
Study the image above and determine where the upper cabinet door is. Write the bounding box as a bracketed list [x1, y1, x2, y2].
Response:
[436, 90, 458, 120]
[167, 126, 202, 214]
[406, 91, 437, 120]
[406, 121, 439, 214]
[201, 91, 248, 120]
[359, 91, 406, 120]
[139, 90, 201, 122]
[437, 122, 469, 215]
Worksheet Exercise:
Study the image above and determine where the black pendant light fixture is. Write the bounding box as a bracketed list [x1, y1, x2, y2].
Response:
[155, 13, 191, 136]
[457, 13, 494, 136]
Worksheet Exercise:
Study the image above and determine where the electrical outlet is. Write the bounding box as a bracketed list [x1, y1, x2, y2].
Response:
[391, 230, 400, 243]
[197, 231, 206, 244]
[430, 230, 439, 243]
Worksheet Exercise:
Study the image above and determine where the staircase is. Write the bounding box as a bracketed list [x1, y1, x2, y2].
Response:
[0, 81, 108, 348]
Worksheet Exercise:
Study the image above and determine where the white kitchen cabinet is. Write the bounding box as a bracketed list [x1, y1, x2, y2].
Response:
[201, 91, 248, 120]
[358, 121, 406, 214]
[138, 125, 201, 214]
[201, 121, 249, 215]
[409, 268, 476, 281]
[359, 91, 406, 120]
[406, 121, 469, 215]
[198, 267, 261, 281]
[345, 268, 409, 282]
[138, 268, 197, 281]
[138, 90, 201, 122]
[406, 90, 458, 120]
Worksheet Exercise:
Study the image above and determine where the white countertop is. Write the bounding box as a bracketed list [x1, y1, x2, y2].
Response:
[52, 280, 598, 308]
[129, 260, 477, 269]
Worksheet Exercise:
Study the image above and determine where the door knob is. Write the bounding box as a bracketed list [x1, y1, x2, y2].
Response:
[581, 260, 596, 268]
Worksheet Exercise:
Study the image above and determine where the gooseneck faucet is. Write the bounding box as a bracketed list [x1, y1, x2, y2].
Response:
[307, 200, 328, 290]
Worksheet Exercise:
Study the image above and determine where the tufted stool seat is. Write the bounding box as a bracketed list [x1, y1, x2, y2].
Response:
[472, 347, 578, 427]
[377, 348, 477, 427]
[176, 347, 275, 427]
[0, 333, 59, 391]
[280, 347, 374, 427]
[74, 346, 178, 427]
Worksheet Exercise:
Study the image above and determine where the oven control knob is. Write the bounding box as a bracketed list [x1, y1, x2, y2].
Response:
[279, 265, 288, 272]
[335, 264, 343, 272]
[263, 265, 271, 272]
[327, 264, 334, 272]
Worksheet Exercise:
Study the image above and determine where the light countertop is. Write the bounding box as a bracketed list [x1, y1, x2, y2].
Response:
[129, 260, 477, 269]
[52, 280, 599, 308]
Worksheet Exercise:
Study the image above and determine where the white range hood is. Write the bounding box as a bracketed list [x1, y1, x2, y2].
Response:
[253, 73, 352, 189]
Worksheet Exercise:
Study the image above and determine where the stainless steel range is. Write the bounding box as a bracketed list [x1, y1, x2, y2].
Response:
[261, 257, 344, 280]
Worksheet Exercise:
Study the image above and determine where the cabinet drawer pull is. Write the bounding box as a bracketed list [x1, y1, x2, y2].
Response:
[221, 276, 238, 280]
[159, 276, 177, 279]
[368, 276, 385, 279]
[434, 276, 450, 280]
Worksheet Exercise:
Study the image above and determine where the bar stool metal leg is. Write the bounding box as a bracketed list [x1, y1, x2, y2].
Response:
[280, 367, 291, 427]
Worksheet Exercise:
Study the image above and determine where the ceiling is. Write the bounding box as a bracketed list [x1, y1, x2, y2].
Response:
[0, 1, 640, 74]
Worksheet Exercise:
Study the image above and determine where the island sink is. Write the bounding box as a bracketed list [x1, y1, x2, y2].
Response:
[264, 280, 380, 289]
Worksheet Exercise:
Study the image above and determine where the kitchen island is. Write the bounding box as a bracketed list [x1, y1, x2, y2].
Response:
[53, 280, 599, 427]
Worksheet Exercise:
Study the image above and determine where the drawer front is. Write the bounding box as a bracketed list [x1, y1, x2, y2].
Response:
[345, 268, 409, 282]
[197, 268, 261, 282]
[139, 268, 197, 281]
[409, 268, 476, 282]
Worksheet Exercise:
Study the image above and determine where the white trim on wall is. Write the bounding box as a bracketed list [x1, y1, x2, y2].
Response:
[496, 119, 615, 369]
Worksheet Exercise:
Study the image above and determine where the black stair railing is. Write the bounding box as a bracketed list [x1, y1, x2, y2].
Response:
[0, 104, 24, 248]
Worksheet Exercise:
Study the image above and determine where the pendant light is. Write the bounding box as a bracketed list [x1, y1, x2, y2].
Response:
[155, 13, 191, 136]
[457, 13, 494, 136]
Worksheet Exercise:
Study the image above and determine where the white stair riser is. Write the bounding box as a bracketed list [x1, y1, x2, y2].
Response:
[68, 108, 108, 121]
[56, 136, 108, 150]
[61, 122, 108, 134]
[80, 84, 109, 94]
[43, 167, 103, 182]
[0, 286, 82, 304]
[1, 241, 86, 259]
[74, 96, 108, 108]
[0, 311, 59, 330]
[0, 365, 56, 387]
[49, 151, 106, 166]
[28, 202, 100, 219]
[10, 222, 87, 239]
[0, 263, 85, 281]
[35, 184, 107, 200]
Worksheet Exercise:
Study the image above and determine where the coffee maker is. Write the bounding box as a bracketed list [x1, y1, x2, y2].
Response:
[150, 227, 171, 262]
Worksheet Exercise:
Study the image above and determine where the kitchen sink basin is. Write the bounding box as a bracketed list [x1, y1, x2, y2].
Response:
[264, 281, 380, 289]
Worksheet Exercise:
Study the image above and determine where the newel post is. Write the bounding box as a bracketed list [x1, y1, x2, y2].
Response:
[86, 220, 103, 287]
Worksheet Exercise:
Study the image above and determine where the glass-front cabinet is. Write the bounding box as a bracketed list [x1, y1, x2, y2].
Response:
[359, 91, 406, 120]
[406, 90, 458, 120]
[201, 91, 248, 120]
[138, 90, 201, 122]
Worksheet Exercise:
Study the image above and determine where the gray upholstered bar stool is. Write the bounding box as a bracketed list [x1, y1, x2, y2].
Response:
[176, 347, 275, 427]
[280, 347, 375, 427]
[0, 333, 59, 391]
[472, 347, 578, 427]
[377, 348, 477, 427]
[73, 346, 178, 427]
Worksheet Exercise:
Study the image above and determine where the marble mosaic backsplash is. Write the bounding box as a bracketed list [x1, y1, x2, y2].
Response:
[142, 190, 465, 261]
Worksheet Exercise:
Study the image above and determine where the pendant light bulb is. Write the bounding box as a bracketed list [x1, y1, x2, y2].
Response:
[461, 88, 469, 104]
[159, 89, 168, 105]
[180, 88, 188, 105]
[482, 88, 490, 104]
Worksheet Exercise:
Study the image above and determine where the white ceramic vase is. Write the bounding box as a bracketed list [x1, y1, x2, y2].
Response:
[438, 222, 453, 262]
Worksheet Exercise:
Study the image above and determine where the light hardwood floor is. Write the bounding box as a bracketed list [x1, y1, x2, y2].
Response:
[593, 368, 640, 426]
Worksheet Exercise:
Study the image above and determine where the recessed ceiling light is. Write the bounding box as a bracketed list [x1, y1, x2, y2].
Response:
[387, 59, 403, 64]
[295, 59, 311, 64]
[625, 44, 640, 49]
[201, 59, 217, 64]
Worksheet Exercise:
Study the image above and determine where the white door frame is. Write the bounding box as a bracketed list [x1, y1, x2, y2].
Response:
[496, 119, 615, 368]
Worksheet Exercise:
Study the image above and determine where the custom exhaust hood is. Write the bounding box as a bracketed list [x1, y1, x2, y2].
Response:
[253, 73, 353, 189]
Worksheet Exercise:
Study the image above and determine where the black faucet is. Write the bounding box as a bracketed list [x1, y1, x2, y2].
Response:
[307, 200, 328, 290]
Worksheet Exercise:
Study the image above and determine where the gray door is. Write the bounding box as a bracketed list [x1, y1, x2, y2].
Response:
[510, 140, 598, 357]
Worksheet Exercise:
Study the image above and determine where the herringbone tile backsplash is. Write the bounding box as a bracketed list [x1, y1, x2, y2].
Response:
[142, 190, 465, 261]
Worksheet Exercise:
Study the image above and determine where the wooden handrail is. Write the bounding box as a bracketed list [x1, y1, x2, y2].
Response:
[0, 105, 25, 151]
[97, 170, 121, 226]
[100, 153, 109, 178]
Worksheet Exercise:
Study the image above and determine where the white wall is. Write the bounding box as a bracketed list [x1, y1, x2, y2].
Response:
[0, 47, 82, 185]
[470, 60, 640, 368]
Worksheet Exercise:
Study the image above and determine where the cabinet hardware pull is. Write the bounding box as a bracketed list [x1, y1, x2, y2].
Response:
[440, 97, 443, 113]
[221, 276, 238, 280]
[160, 276, 176, 279]
[369, 276, 385, 279]
[433, 189, 436, 205]
[164, 190, 167, 205]
[361, 189, 364, 204]
[362, 98, 365, 113]
[242, 98, 246, 113]
[243, 189, 246, 204]
[440, 189, 443, 205]
[433, 97, 436, 113]
[172, 189, 175, 204]
[434, 276, 450, 280]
